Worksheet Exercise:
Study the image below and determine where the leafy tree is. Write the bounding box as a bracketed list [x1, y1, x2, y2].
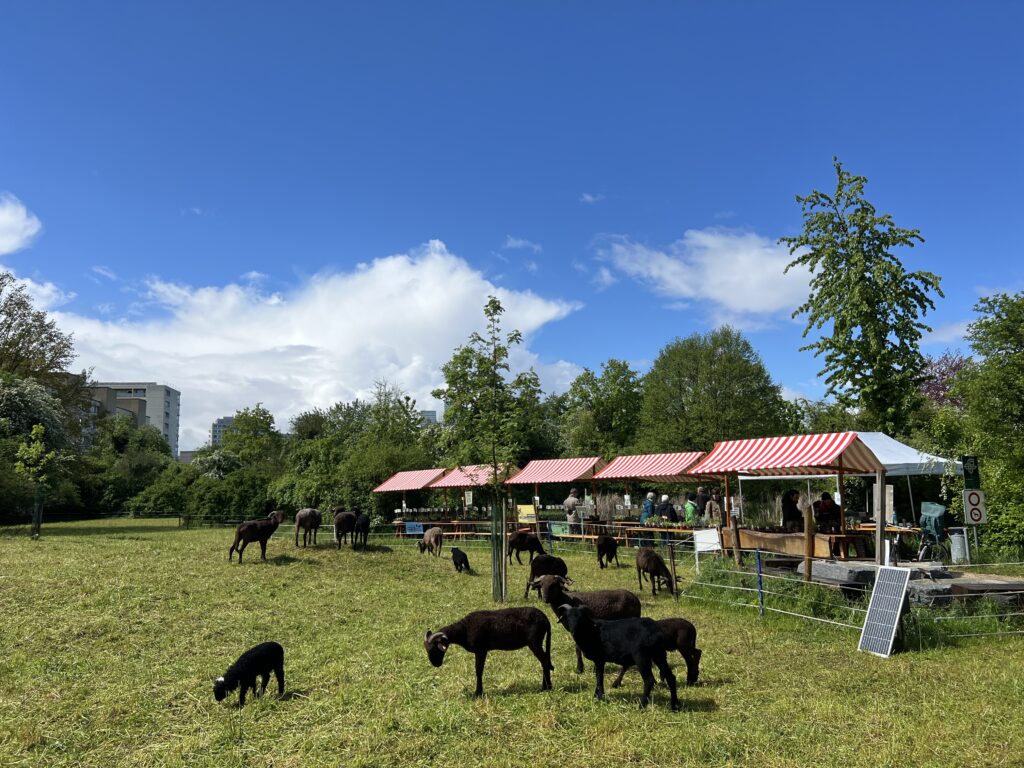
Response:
[0, 374, 68, 448]
[636, 326, 793, 452]
[432, 296, 528, 601]
[191, 448, 241, 480]
[0, 272, 75, 383]
[780, 158, 943, 435]
[15, 424, 66, 537]
[80, 415, 172, 513]
[127, 461, 199, 516]
[562, 359, 642, 457]
[920, 352, 970, 409]
[221, 404, 284, 468]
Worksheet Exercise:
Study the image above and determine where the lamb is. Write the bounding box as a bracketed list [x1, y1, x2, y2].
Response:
[507, 531, 545, 564]
[417, 526, 444, 556]
[556, 604, 680, 710]
[596, 533, 621, 569]
[294, 507, 322, 547]
[636, 547, 676, 595]
[351, 511, 370, 550]
[611, 617, 702, 687]
[451, 546, 472, 573]
[228, 510, 286, 563]
[333, 508, 356, 548]
[531, 574, 641, 673]
[523, 553, 568, 599]
[213, 641, 285, 706]
[423, 607, 553, 696]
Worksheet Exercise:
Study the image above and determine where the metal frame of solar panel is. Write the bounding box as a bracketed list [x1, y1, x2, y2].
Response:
[858, 566, 912, 657]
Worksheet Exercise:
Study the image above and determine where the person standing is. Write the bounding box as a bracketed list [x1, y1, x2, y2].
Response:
[563, 488, 581, 536]
[706, 488, 724, 527]
[781, 489, 802, 532]
[640, 492, 655, 525]
[695, 486, 710, 519]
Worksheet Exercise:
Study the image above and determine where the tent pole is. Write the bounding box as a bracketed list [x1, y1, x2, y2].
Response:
[534, 483, 541, 538]
[838, 455, 846, 534]
[726, 475, 741, 565]
[875, 471, 887, 566]
[906, 475, 916, 525]
[803, 483, 814, 582]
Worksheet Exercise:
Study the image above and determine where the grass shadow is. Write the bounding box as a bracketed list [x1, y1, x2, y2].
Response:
[265, 555, 317, 566]
[278, 689, 310, 701]
[3, 524, 182, 538]
[681, 697, 718, 712]
[350, 544, 394, 554]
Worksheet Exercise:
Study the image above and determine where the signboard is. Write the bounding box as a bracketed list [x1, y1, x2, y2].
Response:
[464, 490, 473, 507]
[963, 489, 987, 525]
[961, 455, 980, 490]
[623, 494, 632, 509]
[517, 504, 537, 523]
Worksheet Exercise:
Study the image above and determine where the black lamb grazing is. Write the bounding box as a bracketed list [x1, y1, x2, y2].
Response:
[524, 553, 568, 599]
[532, 574, 641, 673]
[611, 617, 702, 687]
[213, 641, 285, 706]
[333, 508, 356, 548]
[557, 605, 679, 710]
[507, 531, 545, 565]
[596, 533, 621, 569]
[351, 511, 370, 550]
[418, 526, 444, 556]
[228, 510, 286, 564]
[424, 607, 553, 696]
[451, 546, 472, 573]
[294, 507, 322, 547]
[636, 547, 676, 595]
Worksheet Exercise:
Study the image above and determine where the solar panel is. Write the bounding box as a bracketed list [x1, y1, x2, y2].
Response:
[858, 566, 911, 657]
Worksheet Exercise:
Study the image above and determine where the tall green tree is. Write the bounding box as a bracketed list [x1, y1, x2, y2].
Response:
[432, 296, 527, 601]
[780, 158, 943, 435]
[15, 424, 66, 537]
[221, 404, 284, 469]
[562, 359, 642, 457]
[636, 326, 793, 452]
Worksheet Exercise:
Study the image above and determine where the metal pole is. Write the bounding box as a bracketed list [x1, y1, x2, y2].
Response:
[669, 543, 679, 603]
[906, 475, 916, 525]
[875, 471, 887, 566]
[756, 548, 765, 619]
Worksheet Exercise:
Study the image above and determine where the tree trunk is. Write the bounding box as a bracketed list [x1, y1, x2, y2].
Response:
[30, 489, 43, 539]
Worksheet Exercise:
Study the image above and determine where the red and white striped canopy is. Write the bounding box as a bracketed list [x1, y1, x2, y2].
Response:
[593, 452, 705, 482]
[688, 432, 885, 477]
[505, 457, 604, 485]
[373, 468, 446, 493]
[430, 464, 518, 489]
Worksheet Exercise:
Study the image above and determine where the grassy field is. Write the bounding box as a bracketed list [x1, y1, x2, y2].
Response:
[1, 519, 1022, 768]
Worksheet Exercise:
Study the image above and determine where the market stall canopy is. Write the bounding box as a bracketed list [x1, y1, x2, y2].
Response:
[505, 457, 604, 485]
[373, 468, 446, 493]
[688, 432, 886, 477]
[854, 432, 962, 477]
[430, 464, 519, 489]
[593, 452, 705, 482]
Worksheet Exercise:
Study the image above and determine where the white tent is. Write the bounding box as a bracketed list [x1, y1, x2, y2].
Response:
[854, 432, 962, 477]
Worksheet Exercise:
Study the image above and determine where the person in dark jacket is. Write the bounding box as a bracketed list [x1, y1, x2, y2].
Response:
[781, 489, 802, 532]
[695, 486, 710, 519]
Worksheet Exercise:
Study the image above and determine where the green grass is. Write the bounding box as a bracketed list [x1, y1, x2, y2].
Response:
[1, 520, 1022, 768]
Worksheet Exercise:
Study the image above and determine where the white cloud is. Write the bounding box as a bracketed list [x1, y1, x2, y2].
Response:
[0, 193, 43, 257]
[92, 265, 118, 281]
[54, 240, 581, 450]
[580, 193, 606, 205]
[524, 260, 538, 273]
[598, 228, 811, 327]
[503, 236, 542, 253]
[924, 321, 970, 345]
[21, 276, 75, 309]
[594, 266, 618, 289]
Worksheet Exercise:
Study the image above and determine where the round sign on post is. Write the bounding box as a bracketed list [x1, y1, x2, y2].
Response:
[963, 489, 987, 525]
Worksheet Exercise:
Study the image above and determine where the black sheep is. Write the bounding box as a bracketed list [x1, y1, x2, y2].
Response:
[424, 607, 553, 696]
[596, 533, 621, 569]
[333, 508, 356, 548]
[611, 617, 702, 687]
[532, 574, 641, 673]
[636, 547, 676, 595]
[213, 641, 285, 706]
[351, 511, 370, 550]
[228, 510, 286, 564]
[524, 553, 568, 599]
[557, 605, 680, 710]
[507, 531, 545, 564]
[294, 507, 322, 547]
[451, 546, 472, 573]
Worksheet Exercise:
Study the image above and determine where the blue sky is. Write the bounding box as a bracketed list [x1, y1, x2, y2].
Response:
[1, 2, 1022, 449]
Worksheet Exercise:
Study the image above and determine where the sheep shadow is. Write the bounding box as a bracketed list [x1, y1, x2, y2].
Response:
[264, 555, 316, 566]
[349, 544, 393, 554]
[681, 697, 718, 712]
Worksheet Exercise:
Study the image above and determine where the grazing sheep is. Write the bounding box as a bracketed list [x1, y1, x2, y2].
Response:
[611, 617, 702, 687]
[294, 507, 322, 547]
[213, 641, 285, 706]
[523, 554, 568, 599]
[333, 508, 356, 548]
[451, 547, 472, 573]
[636, 547, 676, 595]
[532, 574, 641, 673]
[556, 605, 679, 710]
[417, 526, 444, 556]
[507, 531, 545, 564]
[423, 607, 553, 696]
[228, 510, 286, 564]
[596, 533, 621, 569]
[351, 511, 370, 550]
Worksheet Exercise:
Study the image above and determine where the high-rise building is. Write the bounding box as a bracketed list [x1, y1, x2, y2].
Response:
[91, 382, 181, 457]
[210, 416, 235, 447]
[418, 410, 439, 425]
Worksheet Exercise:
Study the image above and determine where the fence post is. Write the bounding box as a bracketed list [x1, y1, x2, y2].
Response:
[756, 548, 764, 619]
[669, 543, 679, 603]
